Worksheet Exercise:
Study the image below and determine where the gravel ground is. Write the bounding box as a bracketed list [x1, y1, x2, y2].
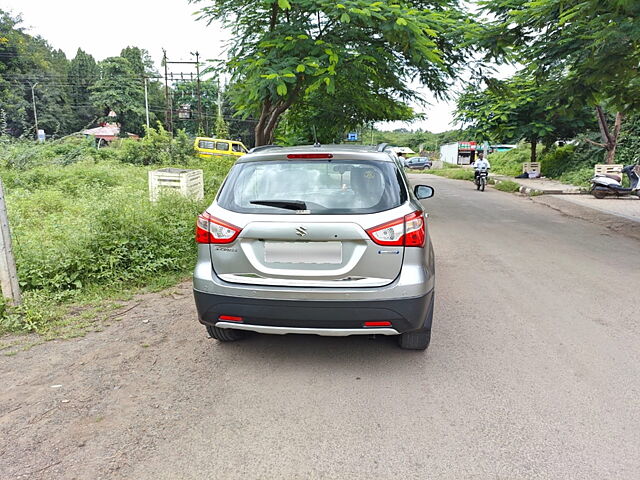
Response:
[550, 194, 640, 223]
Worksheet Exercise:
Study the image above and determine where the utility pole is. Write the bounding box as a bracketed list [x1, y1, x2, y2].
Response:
[162, 49, 173, 134]
[217, 77, 223, 119]
[0, 179, 21, 306]
[144, 77, 150, 128]
[194, 51, 204, 135]
[30, 82, 39, 140]
[164, 50, 203, 136]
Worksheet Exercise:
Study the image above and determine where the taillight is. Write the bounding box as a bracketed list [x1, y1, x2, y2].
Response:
[196, 213, 241, 244]
[403, 211, 426, 247]
[366, 211, 425, 247]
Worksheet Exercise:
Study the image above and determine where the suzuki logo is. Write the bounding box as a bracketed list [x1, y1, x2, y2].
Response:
[295, 226, 307, 237]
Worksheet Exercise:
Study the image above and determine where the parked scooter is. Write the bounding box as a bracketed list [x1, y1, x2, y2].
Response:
[589, 161, 640, 199]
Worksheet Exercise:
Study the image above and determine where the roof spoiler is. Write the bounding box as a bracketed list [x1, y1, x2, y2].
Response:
[248, 145, 283, 154]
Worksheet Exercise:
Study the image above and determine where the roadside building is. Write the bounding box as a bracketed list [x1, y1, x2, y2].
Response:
[440, 142, 517, 165]
[440, 141, 477, 165]
[82, 123, 139, 145]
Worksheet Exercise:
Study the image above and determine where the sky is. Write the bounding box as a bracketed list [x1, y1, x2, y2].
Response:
[2, 0, 503, 133]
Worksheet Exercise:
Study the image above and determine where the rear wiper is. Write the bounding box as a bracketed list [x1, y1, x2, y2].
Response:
[250, 199, 308, 211]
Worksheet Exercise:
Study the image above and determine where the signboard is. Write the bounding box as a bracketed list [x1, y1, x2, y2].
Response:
[458, 141, 476, 151]
[178, 104, 192, 119]
[37, 129, 45, 143]
[347, 132, 358, 141]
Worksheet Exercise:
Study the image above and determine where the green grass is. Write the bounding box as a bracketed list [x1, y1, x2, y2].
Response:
[493, 180, 521, 192]
[428, 167, 475, 181]
[0, 137, 235, 335]
[488, 146, 536, 176]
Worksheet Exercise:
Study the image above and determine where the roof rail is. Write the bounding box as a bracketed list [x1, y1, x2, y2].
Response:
[248, 145, 283, 154]
[377, 142, 389, 152]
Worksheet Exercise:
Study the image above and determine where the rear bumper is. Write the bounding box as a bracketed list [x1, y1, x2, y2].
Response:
[215, 323, 400, 336]
[193, 288, 434, 334]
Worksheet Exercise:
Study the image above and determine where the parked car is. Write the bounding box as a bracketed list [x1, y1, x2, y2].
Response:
[193, 144, 436, 350]
[405, 156, 432, 170]
[194, 137, 248, 158]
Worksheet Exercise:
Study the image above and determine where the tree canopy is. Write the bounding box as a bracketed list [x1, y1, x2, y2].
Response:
[478, 0, 640, 162]
[480, 0, 640, 112]
[455, 71, 595, 161]
[193, 0, 478, 145]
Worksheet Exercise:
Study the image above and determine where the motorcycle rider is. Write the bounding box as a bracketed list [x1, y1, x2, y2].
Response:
[474, 152, 491, 180]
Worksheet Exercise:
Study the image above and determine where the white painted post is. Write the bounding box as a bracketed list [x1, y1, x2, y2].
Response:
[0, 179, 21, 306]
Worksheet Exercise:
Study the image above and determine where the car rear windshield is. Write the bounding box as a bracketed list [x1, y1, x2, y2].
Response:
[217, 159, 407, 215]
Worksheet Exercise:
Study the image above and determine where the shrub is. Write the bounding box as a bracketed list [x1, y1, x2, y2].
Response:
[117, 124, 196, 166]
[0, 138, 234, 333]
[540, 144, 579, 178]
[429, 167, 475, 181]
[539, 141, 601, 186]
[617, 113, 640, 165]
[494, 180, 521, 192]
[488, 145, 535, 176]
[557, 166, 595, 187]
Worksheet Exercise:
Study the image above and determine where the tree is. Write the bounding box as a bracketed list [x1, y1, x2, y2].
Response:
[275, 59, 415, 144]
[480, 0, 640, 163]
[68, 48, 100, 131]
[119, 46, 166, 131]
[120, 46, 156, 78]
[0, 10, 75, 137]
[192, 0, 475, 145]
[455, 72, 594, 161]
[214, 114, 230, 138]
[91, 57, 146, 136]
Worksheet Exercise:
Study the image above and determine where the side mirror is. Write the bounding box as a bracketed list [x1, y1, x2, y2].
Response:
[414, 185, 434, 199]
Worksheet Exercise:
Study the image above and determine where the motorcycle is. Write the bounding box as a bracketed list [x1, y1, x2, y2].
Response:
[589, 161, 640, 199]
[475, 167, 489, 191]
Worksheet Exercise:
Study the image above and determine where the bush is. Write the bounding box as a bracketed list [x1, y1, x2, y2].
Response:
[539, 141, 601, 186]
[557, 166, 595, 187]
[117, 124, 196, 166]
[0, 136, 108, 170]
[0, 138, 235, 333]
[617, 113, 640, 165]
[494, 180, 521, 192]
[429, 167, 475, 181]
[540, 144, 577, 177]
[488, 145, 535, 176]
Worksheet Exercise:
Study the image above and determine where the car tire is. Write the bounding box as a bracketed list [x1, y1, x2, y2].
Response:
[398, 328, 431, 350]
[206, 324, 246, 342]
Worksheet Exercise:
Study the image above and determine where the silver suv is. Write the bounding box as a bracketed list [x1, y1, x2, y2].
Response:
[193, 145, 436, 350]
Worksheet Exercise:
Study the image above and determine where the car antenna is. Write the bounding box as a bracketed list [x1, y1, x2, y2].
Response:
[312, 125, 320, 147]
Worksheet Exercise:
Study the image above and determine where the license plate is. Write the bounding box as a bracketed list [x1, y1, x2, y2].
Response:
[264, 242, 342, 264]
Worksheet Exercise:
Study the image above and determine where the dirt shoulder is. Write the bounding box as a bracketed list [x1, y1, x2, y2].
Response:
[530, 195, 640, 242]
[0, 281, 208, 479]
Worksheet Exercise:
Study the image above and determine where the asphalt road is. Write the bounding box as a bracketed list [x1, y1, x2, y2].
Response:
[2, 174, 639, 479]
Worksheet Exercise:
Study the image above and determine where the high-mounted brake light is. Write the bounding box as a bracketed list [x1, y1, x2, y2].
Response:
[196, 213, 242, 244]
[366, 210, 425, 247]
[286, 153, 334, 159]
